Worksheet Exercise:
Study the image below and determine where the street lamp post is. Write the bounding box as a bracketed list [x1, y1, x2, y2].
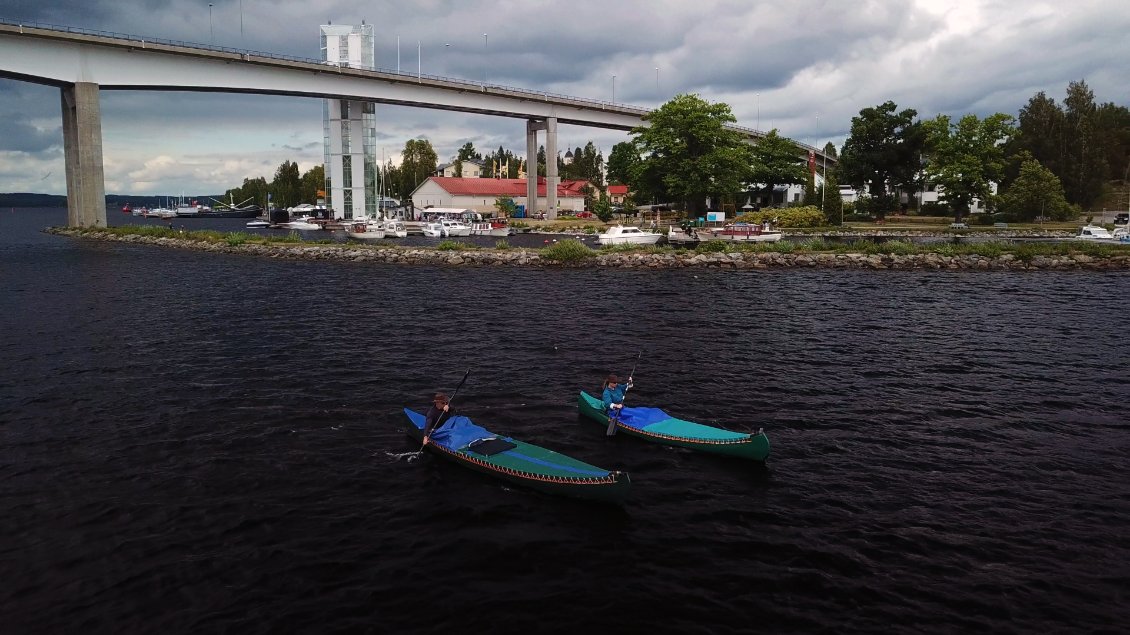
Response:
[417, 40, 421, 80]
[239, 0, 243, 40]
[612, 74, 616, 104]
[397, 36, 400, 74]
[482, 33, 488, 87]
[655, 67, 659, 94]
[756, 93, 760, 130]
[208, 3, 214, 45]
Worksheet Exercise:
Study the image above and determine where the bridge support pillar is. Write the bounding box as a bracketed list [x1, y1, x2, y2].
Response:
[544, 117, 558, 220]
[526, 120, 540, 218]
[61, 82, 107, 228]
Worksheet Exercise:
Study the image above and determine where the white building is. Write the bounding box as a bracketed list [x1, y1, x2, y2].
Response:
[320, 23, 377, 220]
[435, 159, 485, 178]
[411, 177, 589, 215]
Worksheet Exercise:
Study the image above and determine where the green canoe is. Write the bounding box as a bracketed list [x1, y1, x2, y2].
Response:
[404, 408, 630, 504]
[578, 391, 771, 461]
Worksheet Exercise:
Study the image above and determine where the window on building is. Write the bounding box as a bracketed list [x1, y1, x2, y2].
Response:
[340, 101, 350, 119]
[341, 121, 351, 153]
[342, 155, 352, 188]
[343, 189, 353, 219]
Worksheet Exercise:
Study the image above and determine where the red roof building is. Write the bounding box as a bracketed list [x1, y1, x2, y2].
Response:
[411, 177, 591, 214]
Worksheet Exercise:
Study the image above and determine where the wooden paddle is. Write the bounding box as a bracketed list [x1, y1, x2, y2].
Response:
[605, 350, 642, 436]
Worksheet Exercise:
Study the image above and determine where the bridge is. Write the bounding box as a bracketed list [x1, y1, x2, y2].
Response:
[0, 19, 834, 226]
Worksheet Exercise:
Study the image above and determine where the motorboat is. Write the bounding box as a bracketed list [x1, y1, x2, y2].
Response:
[245, 219, 270, 229]
[704, 222, 783, 242]
[1114, 227, 1129, 242]
[1073, 224, 1117, 241]
[440, 218, 472, 237]
[596, 225, 663, 246]
[422, 222, 447, 237]
[667, 225, 701, 245]
[279, 216, 322, 230]
[469, 219, 513, 237]
[381, 220, 408, 238]
[345, 221, 386, 240]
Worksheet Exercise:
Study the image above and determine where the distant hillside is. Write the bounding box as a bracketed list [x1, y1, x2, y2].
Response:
[1, 193, 225, 208]
[0, 193, 67, 207]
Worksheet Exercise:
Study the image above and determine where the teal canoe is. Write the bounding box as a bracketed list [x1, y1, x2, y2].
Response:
[403, 408, 630, 504]
[578, 391, 771, 461]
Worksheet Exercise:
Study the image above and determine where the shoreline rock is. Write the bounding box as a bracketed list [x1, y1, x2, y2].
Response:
[45, 228, 1130, 271]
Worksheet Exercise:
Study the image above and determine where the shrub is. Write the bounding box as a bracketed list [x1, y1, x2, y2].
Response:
[695, 240, 728, 253]
[225, 231, 251, 246]
[735, 205, 825, 228]
[494, 239, 510, 250]
[540, 239, 594, 263]
[436, 240, 475, 251]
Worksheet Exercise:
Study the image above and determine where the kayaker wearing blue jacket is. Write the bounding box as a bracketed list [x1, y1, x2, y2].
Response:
[422, 392, 450, 445]
[601, 373, 634, 414]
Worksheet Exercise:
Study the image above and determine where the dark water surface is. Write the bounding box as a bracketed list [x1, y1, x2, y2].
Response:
[2, 209, 1128, 634]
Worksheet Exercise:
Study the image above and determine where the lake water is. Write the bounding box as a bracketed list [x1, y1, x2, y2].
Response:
[2, 208, 1128, 634]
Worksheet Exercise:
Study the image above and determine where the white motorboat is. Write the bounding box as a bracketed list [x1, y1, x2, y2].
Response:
[469, 220, 513, 237]
[381, 220, 408, 238]
[1073, 224, 1116, 241]
[245, 219, 270, 229]
[596, 225, 663, 246]
[345, 221, 385, 240]
[422, 222, 447, 237]
[345, 221, 386, 240]
[704, 222, 783, 242]
[667, 226, 701, 245]
[279, 216, 322, 230]
[440, 218, 472, 237]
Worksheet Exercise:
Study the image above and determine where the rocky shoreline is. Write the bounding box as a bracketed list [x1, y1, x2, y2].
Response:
[47, 228, 1130, 270]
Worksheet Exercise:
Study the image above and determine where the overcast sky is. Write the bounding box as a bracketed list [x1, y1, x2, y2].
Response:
[1, 0, 1128, 196]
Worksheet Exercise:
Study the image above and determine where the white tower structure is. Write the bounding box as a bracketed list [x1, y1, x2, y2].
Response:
[320, 23, 376, 219]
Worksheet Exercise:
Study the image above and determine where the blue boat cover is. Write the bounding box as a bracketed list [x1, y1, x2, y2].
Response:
[615, 406, 672, 429]
[429, 415, 494, 451]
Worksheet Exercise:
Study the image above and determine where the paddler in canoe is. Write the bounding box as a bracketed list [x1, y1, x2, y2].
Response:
[601, 373, 633, 436]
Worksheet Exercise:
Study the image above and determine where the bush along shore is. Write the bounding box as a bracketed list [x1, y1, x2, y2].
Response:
[46, 226, 1130, 271]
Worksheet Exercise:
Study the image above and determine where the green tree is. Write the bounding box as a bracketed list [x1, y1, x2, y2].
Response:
[269, 160, 302, 209]
[749, 130, 806, 206]
[1005, 91, 1065, 187]
[399, 139, 438, 200]
[607, 141, 639, 185]
[1061, 80, 1108, 209]
[225, 176, 268, 209]
[493, 196, 518, 217]
[630, 93, 753, 214]
[997, 154, 1074, 221]
[818, 170, 844, 225]
[299, 165, 325, 205]
[1096, 102, 1130, 186]
[802, 161, 818, 206]
[923, 112, 1015, 221]
[457, 142, 479, 162]
[593, 192, 614, 222]
[838, 101, 925, 219]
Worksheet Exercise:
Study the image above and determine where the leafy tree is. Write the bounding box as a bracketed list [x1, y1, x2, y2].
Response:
[381, 160, 401, 199]
[299, 165, 325, 205]
[607, 141, 639, 185]
[1005, 91, 1065, 187]
[1096, 102, 1130, 185]
[818, 169, 844, 225]
[269, 160, 302, 209]
[457, 142, 479, 162]
[630, 93, 754, 214]
[923, 112, 1015, 221]
[537, 145, 546, 177]
[593, 192, 614, 222]
[225, 176, 269, 209]
[822, 141, 838, 159]
[749, 130, 806, 206]
[838, 101, 925, 219]
[997, 153, 1074, 221]
[398, 138, 438, 199]
[493, 196, 518, 217]
[802, 159, 818, 206]
[1061, 80, 1108, 209]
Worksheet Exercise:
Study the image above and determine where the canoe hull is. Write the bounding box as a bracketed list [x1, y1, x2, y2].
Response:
[578, 391, 770, 461]
[403, 409, 630, 504]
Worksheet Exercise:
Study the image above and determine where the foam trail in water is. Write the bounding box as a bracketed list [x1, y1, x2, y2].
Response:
[383, 451, 424, 462]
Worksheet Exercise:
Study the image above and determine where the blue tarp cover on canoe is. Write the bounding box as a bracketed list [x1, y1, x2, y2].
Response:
[615, 406, 671, 429]
[429, 415, 494, 450]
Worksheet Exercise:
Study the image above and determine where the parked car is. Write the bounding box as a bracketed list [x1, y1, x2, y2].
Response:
[1115, 213, 1128, 225]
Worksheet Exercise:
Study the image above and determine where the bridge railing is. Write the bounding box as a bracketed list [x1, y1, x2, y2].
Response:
[0, 17, 833, 157]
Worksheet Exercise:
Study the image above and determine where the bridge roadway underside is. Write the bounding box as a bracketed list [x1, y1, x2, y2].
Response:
[0, 24, 833, 226]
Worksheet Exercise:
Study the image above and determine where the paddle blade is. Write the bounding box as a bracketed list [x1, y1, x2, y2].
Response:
[606, 416, 618, 436]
